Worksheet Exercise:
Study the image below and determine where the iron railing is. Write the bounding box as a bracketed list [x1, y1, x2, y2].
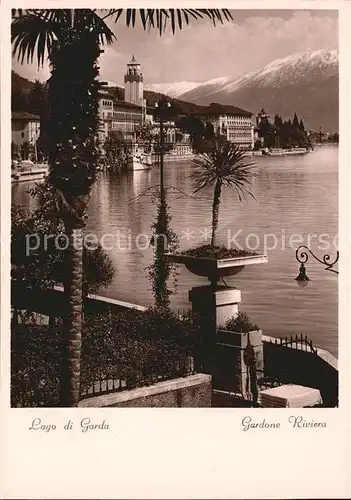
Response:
[80, 356, 196, 399]
[263, 333, 318, 354]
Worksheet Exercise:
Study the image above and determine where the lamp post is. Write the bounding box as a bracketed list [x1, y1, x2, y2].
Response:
[154, 98, 171, 198]
[295, 245, 339, 287]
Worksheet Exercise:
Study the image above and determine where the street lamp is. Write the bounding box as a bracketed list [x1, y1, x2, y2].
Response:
[295, 245, 339, 286]
[154, 98, 171, 196]
[295, 262, 310, 287]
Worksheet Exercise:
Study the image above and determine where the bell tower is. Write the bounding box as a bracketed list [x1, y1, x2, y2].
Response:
[124, 54, 144, 106]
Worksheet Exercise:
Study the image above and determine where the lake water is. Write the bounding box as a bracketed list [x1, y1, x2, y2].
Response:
[12, 145, 338, 356]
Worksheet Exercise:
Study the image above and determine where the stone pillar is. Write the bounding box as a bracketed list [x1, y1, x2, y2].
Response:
[189, 284, 241, 373]
[189, 283, 264, 399]
[217, 329, 264, 398]
[189, 284, 241, 330]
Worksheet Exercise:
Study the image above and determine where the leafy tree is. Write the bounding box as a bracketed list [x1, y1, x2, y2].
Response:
[11, 142, 21, 161]
[27, 79, 46, 115]
[274, 114, 283, 128]
[190, 141, 255, 247]
[11, 88, 29, 111]
[11, 184, 114, 297]
[104, 130, 124, 164]
[327, 132, 339, 144]
[12, 7, 232, 406]
[204, 121, 215, 140]
[293, 112, 299, 128]
[135, 122, 156, 154]
[20, 141, 34, 160]
[176, 115, 206, 143]
[258, 114, 275, 148]
[253, 140, 262, 151]
[175, 130, 184, 142]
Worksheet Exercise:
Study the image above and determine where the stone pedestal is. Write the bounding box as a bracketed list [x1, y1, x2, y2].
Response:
[189, 285, 242, 373]
[189, 285, 241, 330]
[216, 329, 264, 397]
[188, 283, 264, 398]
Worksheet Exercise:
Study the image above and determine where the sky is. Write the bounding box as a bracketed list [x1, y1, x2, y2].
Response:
[12, 9, 338, 86]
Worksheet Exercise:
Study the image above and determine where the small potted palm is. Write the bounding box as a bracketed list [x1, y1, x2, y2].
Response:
[165, 141, 267, 283]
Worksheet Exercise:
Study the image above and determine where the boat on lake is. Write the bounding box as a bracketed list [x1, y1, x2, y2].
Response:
[11, 160, 49, 183]
[283, 147, 309, 155]
[262, 147, 309, 156]
[126, 153, 153, 171]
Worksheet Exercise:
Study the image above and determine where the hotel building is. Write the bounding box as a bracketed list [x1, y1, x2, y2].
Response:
[11, 112, 40, 146]
[193, 103, 254, 150]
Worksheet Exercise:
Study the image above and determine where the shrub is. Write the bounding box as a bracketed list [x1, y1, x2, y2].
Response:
[11, 323, 62, 407]
[180, 244, 257, 259]
[11, 203, 114, 295]
[222, 312, 259, 333]
[11, 308, 200, 407]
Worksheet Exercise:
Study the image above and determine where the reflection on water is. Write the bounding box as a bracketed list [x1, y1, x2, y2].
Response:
[12, 145, 338, 356]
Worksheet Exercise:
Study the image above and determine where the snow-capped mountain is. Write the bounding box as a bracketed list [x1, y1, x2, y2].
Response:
[221, 49, 338, 92]
[144, 81, 202, 98]
[179, 49, 338, 132]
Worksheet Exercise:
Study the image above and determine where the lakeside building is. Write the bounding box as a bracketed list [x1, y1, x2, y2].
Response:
[97, 55, 192, 157]
[11, 112, 40, 146]
[98, 93, 144, 142]
[97, 54, 148, 143]
[192, 103, 255, 150]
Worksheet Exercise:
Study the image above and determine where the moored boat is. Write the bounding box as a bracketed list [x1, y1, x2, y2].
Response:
[283, 147, 308, 155]
[262, 147, 309, 157]
[126, 153, 153, 171]
[11, 160, 49, 183]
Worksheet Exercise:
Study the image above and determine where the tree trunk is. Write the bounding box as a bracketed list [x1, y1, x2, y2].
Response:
[60, 226, 84, 407]
[211, 179, 222, 247]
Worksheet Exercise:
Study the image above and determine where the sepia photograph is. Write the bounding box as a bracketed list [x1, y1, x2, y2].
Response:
[10, 7, 339, 410]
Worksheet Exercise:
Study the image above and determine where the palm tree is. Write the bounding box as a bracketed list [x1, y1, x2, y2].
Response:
[12, 8, 233, 407]
[190, 141, 255, 247]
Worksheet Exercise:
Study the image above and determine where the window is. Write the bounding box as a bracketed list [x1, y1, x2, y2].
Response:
[21, 132, 24, 138]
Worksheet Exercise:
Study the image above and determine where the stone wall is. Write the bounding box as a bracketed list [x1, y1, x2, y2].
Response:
[78, 374, 212, 408]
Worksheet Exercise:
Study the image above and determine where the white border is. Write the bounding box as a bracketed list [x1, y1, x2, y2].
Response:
[1, 2, 350, 499]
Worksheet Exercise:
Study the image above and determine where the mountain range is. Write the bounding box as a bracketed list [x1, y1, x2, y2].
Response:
[146, 49, 339, 132]
[12, 49, 338, 132]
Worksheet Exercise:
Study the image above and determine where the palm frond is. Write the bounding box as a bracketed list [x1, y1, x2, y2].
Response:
[12, 9, 115, 67]
[189, 142, 256, 201]
[104, 8, 232, 34]
[12, 13, 57, 67]
[197, 9, 233, 25]
[79, 10, 116, 45]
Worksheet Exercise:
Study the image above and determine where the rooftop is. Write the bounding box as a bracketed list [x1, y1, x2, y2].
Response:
[194, 102, 253, 117]
[12, 111, 40, 121]
[128, 53, 139, 65]
[98, 93, 143, 111]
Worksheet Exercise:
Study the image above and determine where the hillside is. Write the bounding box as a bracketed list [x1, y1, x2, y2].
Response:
[11, 71, 204, 118]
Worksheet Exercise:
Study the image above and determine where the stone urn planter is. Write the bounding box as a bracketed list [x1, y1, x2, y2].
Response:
[165, 252, 268, 284]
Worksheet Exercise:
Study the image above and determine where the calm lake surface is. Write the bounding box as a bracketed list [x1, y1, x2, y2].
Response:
[12, 145, 338, 356]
